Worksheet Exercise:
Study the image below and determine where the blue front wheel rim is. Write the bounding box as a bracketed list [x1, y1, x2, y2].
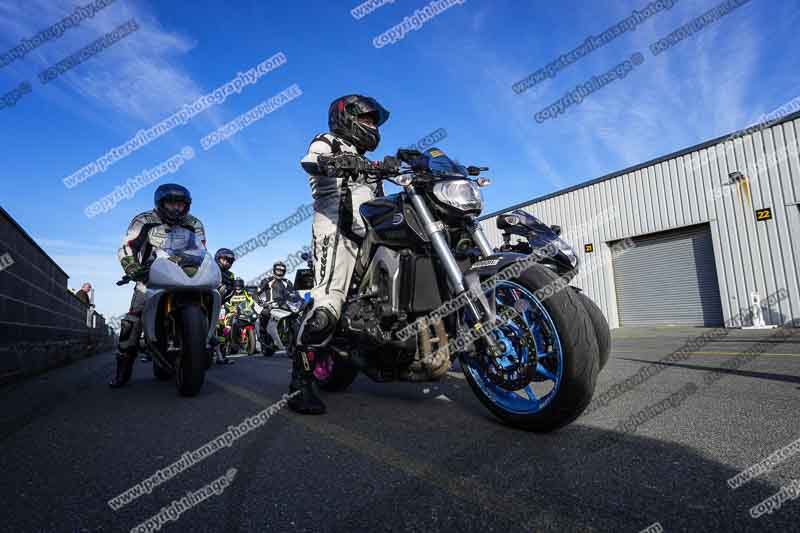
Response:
[464, 280, 565, 415]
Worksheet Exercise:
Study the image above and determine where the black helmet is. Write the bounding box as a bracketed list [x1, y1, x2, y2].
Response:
[233, 278, 244, 292]
[214, 248, 235, 270]
[328, 94, 389, 153]
[273, 261, 287, 278]
[154, 183, 191, 225]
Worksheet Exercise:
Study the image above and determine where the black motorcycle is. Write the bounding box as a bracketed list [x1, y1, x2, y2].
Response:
[293, 148, 603, 432]
[494, 209, 611, 370]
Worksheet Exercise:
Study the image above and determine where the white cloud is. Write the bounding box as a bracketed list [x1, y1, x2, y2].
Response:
[462, 0, 764, 195]
[0, 0, 252, 158]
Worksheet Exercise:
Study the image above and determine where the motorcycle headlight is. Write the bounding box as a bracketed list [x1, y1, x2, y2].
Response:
[432, 180, 484, 213]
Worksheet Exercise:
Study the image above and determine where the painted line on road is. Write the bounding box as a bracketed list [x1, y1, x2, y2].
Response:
[613, 349, 800, 357]
[208, 377, 576, 531]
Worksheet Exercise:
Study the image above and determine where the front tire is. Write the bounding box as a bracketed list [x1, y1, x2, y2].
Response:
[175, 306, 207, 397]
[461, 264, 599, 432]
[246, 329, 257, 355]
[573, 290, 611, 371]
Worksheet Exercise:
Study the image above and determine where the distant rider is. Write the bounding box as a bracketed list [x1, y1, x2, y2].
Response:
[257, 261, 295, 344]
[212, 248, 237, 364]
[224, 278, 256, 352]
[215, 248, 237, 303]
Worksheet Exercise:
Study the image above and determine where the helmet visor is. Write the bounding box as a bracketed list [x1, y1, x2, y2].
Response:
[348, 97, 389, 127]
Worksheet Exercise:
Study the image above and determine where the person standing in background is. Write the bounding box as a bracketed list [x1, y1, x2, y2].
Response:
[75, 282, 95, 328]
[75, 282, 93, 306]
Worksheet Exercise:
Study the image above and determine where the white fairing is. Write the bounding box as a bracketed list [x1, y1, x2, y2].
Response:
[270, 308, 292, 321]
[139, 227, 222, 348]
[147, 252, 221, 290]
[147, 226, 220, 290]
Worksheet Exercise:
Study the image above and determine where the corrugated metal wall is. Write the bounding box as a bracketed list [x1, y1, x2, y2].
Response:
[480, 116, 800, 329]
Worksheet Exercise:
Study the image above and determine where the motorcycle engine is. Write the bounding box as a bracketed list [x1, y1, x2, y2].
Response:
[341, 298, 392, 346]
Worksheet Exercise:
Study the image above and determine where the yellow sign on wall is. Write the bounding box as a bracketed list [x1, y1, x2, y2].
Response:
[755, 208, 772, 221]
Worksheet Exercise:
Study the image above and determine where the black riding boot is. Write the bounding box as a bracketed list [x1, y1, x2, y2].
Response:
[109, 352, 135, 388]
[288, 350, 325, 414]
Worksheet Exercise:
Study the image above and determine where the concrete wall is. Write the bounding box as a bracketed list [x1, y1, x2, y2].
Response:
[0, 206, 113, 384]
[479, 113, 800, 329]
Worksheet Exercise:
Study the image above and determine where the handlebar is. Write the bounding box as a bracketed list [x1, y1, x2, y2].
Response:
[318, 154, 400, 178]
[318, 151, 489, 187]
[116, 276, 131, 286]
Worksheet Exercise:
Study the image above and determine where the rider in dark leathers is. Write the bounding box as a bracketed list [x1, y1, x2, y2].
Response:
[212, 248, 236, 364]
[289, 94, 390, 414]
[257, 261, 295, 344]
[215, 248, 237, 304]
[110, 184, 206, 388]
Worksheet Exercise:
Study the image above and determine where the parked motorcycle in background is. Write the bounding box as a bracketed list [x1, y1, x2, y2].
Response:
[494, 209, 611, 370]
[116, 228, 221, 396]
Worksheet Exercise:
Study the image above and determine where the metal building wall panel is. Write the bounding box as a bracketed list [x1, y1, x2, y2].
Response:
[734, 135, 764, 308]
[479, 113, 800, 329]
[773, 122, 800, 321]
[788, 119, 800, 204]
[751, 129, 781, 324]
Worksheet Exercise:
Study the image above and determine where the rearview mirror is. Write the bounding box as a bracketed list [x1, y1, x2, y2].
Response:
[396, 148, 424, 162]
[467, 166, 489, 176]
[293, 268, 315, 291]
[551, 225, 561, 236]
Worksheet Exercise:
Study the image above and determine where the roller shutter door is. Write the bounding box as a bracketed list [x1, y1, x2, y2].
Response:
[613, 224, 723, 326]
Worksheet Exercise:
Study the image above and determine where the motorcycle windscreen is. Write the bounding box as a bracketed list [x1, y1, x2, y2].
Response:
[148, 227, 221, 289]
[422, 148, 469, 178]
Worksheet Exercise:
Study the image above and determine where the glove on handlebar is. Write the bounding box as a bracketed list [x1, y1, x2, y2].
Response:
[317, 153, 372, 177]
[122, 258, 149, 282]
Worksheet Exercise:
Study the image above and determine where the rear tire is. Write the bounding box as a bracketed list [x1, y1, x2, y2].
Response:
[573, 290, 611, 371]
[175, 306, 207, 397]
[462, 264, 599, 432]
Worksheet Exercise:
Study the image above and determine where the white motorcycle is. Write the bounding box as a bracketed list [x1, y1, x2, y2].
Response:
[117, 228, 221, 396]
[259, 290, 306, 357]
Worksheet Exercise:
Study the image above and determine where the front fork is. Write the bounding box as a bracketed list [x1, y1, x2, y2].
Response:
[407, 189, 501, 356]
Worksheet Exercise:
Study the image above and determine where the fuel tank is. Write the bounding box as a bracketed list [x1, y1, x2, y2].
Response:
[359, 193, 429, 248]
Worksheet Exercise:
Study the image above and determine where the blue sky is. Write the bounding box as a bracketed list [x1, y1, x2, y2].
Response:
[0, 0, 798, 320]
